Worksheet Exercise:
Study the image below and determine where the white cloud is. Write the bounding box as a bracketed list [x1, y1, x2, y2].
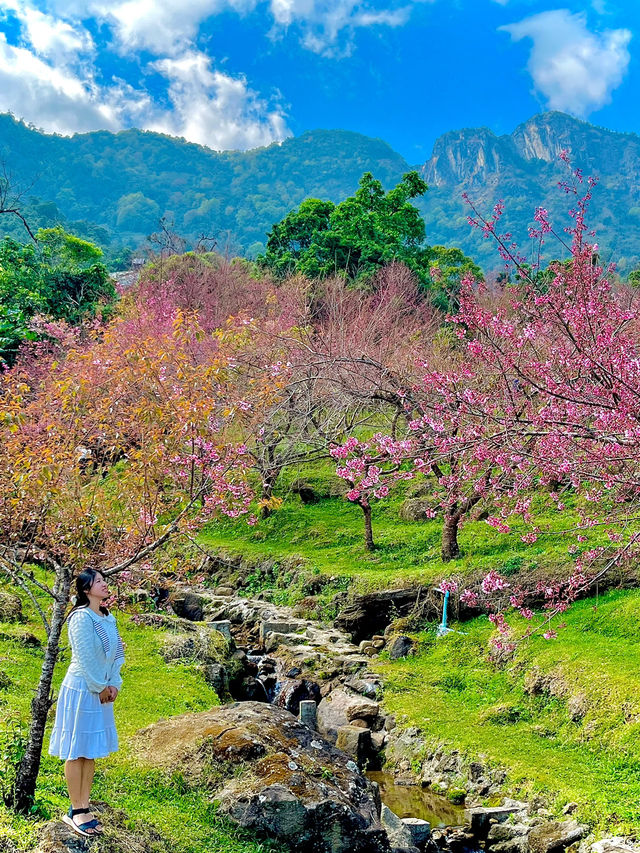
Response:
[269, 0, 412, 56]
[0, 32, 124, 133]
[150, 51, 289, 149]
[501, 9, 631, 116]
[92, 0, 253, 55]
[0, 0, 289, 149]
[0, 0, 93, 63]
[0, 0, 413, 148]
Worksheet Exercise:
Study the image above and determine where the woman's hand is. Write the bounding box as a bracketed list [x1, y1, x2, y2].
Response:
[98, 686, 111, 704]
[108, 686, 119, 702]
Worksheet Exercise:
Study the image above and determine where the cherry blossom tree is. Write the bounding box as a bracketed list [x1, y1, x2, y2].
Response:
[0, 299, 261, 812]
[421, 160, 640, 640]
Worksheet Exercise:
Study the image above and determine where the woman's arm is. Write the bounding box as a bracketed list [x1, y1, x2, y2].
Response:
[67, 611, 109, 694]
[107, 623, 125, 690]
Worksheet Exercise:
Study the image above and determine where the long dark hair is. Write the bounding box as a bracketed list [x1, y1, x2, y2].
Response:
[67, 569, 110, 621]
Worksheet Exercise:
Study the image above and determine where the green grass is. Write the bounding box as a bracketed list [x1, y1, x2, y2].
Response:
[376, 589, 640, 833]
[0, 594, 283, 852]
[200, 462, 608, 593]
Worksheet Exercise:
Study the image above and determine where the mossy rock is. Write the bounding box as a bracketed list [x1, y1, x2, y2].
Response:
[480, 703, 523, 725]
[447, 787, 467, 805]
[160, 627, 229, 665]
[0, 592, 23, 624]
[399, 498, 433, 522]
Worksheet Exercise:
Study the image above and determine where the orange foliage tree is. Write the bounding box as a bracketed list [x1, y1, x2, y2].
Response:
[0, 299, 261, 812]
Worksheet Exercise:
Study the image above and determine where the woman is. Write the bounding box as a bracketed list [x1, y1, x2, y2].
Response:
[49, 569, 125, 837]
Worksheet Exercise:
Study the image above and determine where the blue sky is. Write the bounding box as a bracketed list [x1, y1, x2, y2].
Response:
[0, 0, 638, 162]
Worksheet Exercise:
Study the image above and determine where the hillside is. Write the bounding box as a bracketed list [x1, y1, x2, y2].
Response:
[0, 114, 409, 260]
[1, 111, 640, 270]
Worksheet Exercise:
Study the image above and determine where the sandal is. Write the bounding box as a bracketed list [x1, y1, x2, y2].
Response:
[62, 806, 102, 837]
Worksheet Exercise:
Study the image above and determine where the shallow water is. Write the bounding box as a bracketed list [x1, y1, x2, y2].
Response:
[367, 771, 467, 827]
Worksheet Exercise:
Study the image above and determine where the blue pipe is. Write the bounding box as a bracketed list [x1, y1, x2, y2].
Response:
[437, 590, 450, 636]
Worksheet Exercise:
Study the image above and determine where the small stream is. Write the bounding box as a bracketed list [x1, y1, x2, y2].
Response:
[367, 771, 467, 827]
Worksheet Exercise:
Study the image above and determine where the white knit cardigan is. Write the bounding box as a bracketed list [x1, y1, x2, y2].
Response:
[66, 607, 125, 693]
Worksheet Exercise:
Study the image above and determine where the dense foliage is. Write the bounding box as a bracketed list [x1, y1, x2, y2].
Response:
[259, 171, 481, 308]
[0, 228, 115, 363]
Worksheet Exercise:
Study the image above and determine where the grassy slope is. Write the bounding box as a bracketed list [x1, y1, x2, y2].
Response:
[379, 590, 640, 833]
[200, 462, 602, 591]
[0, 594, 282, 852]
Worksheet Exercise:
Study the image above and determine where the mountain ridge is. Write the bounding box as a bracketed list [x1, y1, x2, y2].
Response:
[1, 111, 639, 271]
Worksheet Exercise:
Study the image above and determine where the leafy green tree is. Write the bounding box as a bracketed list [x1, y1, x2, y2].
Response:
[259, 171, 481, 308]
[0, 230, 116, 363]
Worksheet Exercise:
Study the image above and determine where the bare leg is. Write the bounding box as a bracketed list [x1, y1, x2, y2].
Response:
[80, 758, 95, 808]
[81, 759, 102, 829]
[64, 758, 84, 808]
[64, 758, 98, 834]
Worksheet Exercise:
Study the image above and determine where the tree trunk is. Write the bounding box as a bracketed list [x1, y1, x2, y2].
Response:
[360, 501, 375, 551]
[260, 469, 281, 519]
[11, 564, 73, 813]
[441, 512, 461, 562]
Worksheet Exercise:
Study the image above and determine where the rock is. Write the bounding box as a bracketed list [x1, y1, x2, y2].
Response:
[345, 677, 382, 700]
[207, 620, 232, 641]
[161, 627, 228, 665]
[388, 636, 414, 660]
[238, 676, 269, 702]
[274, 679, 322, 716]
[399, 498, 434, 522]
[290, 479, 320, 504]
[336, 725, 372, 767]
[490, 839, 529, 853]
[528, 821, 586, 853]
[133, 702, 390, 852]
[467, 806, 528, 839]
[469, 761, 485, 782]
[381, 804, 414, 849]
[561, 803, 578, 816]
[402, 818, 431, 846]
[487, 824, 530, 844]
[335, 588, 424, 643]
[130, 589, 149, 603]
[590, 840, 640, 853]
[169, 590, 205, 621]
[317, 689, 379, 744]
[216, 586, 235, 596]
[260, 620, 302, 643]
[201, 663, 228, 695]
[371, 731, 387, 751]
[373, 640, 386, 649]
[0, 592, 23, 623]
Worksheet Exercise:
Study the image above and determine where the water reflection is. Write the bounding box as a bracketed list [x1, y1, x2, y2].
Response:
[367, 771, 467, 827]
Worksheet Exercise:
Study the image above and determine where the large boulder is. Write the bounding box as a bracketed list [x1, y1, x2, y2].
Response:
[528, 821, 586, 853]
[160, 626, 228, 665]
[274, 678, 322, 715]
[399, 499, 434, 522]
[132, 701, 390, 853]
[334, 588, 423, 643]
[317, 688, 380, 743]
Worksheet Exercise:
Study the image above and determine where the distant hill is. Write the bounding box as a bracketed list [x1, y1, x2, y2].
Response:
[1, 111, 639, 272]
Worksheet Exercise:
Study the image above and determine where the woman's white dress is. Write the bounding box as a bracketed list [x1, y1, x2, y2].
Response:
[48, 607, 125, 761]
